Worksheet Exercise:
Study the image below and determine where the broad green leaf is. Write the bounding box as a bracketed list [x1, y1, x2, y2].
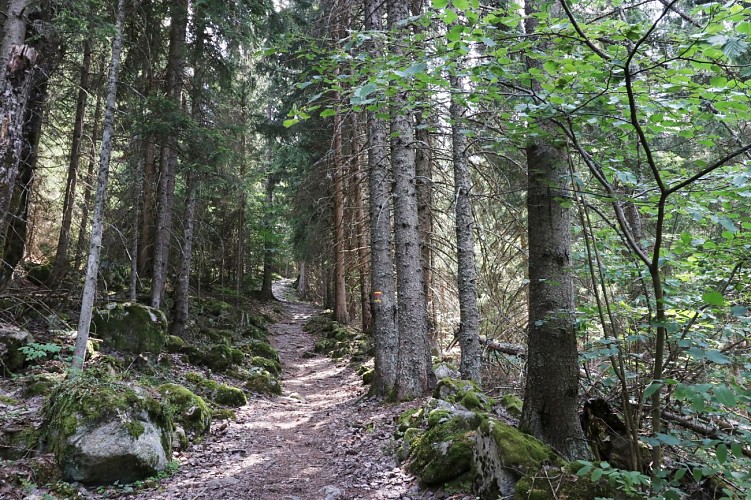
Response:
[716, 443, 728, 464]
[452, 0, 469, 10]
[731, 305, 748, 316]
[395, 62, 427, 78]
[283, 119, 299, 128]
[644, 380, 662, 400]
[702, 290, 725, 306]
[319, 108, 336, 118]
[590, 468, 604, 482]
[713, 386, 737, 407]
[432, 0, 449, 8]
[705, 350, 731, 364]
[655, 433, 681, 446]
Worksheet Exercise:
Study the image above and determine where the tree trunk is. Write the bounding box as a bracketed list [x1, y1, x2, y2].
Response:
[53, 32, 92, 281]
[297, 260, 307, 299]
[411, 0, 436, 347]
[74, 88, 103, 273]
[170, 172, 197, 337]
[388, 0, 433, 400]
[73, 0, 126, 372]
[366, 0, 398, 396]
[350, 112, 372, 333]
[260, 172, 279, 300]
[450, 72, 482, 384]
[332, 102, 348, 323]
[151, 0, 189, 309]
[519, 2, 589, 460]
[0, 0, 36, 283]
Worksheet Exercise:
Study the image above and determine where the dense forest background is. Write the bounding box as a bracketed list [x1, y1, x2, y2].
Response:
[1, 0, 750, 496]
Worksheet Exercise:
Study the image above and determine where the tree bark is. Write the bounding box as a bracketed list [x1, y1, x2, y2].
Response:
[450, 72, 482, 384]
[332, 101, 348, 323]
[74, 87, 103, 273]
[365, 0, 398, 397]
[0, 0, 35, 283]
[151, 0, 189, 309]
[350, 113, 372, 333]
[73, 0, 126, 372]
[53, 31, 93, 281]
[260, 171, 280, 300]
[388, 0, 433, 400]
[170, 172, 197, 337]
[519, 1, 590, 460]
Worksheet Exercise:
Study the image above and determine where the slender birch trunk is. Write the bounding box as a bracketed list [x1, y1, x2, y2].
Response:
[73, 0, 126, 372]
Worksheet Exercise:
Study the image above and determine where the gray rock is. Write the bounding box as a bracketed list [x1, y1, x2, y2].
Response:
[93, 302, 167, 354]
[320, 485, 343, 500]
[433, 363, 459, 380]
[60, 413, 170, 485]
[0, 325, 33, 375]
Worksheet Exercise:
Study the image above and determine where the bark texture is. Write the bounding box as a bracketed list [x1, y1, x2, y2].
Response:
[450, 73, 482, 384]
[151, 0, 189, 309]
[388, 0, 433, 400]
[365, 0, 397, 397]
[73, 0, 126, 371]
[520, 141, 589, 460]
[332, 104, 348, 324]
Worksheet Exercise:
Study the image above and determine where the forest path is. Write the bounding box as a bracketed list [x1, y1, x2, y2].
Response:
[134, 280, 428, 500]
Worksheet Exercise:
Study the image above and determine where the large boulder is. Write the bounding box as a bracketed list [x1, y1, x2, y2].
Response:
[43, 376, 172, 485]
[473, 417, 558, 499]
[0, 324, 33, 376]
[157, 383, 211, 439]
[93, 302, 167, 354]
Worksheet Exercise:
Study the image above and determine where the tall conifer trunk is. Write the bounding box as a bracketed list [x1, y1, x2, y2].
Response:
[151, 0, 189, 309]
[450, 72, 482, 384]
[365, 0, 397, 396]
[388, 0, 433, 400]
[519, 0, 589, 460]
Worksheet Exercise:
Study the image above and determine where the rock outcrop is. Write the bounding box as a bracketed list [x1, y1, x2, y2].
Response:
[0, 325, 33, 376]
[93, 302, 167, 355]
[43, 376, 172, 485]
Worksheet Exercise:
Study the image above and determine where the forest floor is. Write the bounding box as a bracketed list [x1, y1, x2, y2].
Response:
[122, 280, 467, 500]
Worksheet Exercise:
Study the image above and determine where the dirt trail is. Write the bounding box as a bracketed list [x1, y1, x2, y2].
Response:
[135, 280, 429, 500]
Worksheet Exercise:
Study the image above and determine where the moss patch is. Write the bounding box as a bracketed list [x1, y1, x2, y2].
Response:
[164, 335, 186, 353]
[157, 383, 211, 438]
[433, 378, 495, 413]
[500, 394, 523, 419]
[243, 369, 282, 395]
[250, 356, 281, 376]
[185, 372, 247, 407]
[93, 302, 167, 354]
[408, 416, 476, 486]
[42, 374, 173, 459]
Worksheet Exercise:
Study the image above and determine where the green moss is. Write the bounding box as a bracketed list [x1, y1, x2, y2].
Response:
[214, 385, 247, 407]
[515, 466, 615, 499]
[242, 324, 268, 341]
[164, 335, 185, 353]
[397, 427, 423, 463]
[500, 394, 523, 419]
[201, 299, 231, 317]
[157, 383, 211, 437]
[243, 369, 282, 395]
[361, 368, 374, 385]
[250, 356, 281, 376]
[0, 394, 19, 405]
[408, 416, 476, 486]
[25, 261, 53, 286]
[93, 302, 167, 354]
[483, 419, 555, 471]
[242, 340, 280, 363]
[200, 327, 234, 344]
[212, 408, 236, 420]
[42, 375, 173, 459]
[396, 407, 424, 436]
[433, 378, 495, 412]
[0, 425, 41, 459]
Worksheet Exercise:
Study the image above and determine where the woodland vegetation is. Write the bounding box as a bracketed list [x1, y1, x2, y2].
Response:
[0, 0, 750, 497]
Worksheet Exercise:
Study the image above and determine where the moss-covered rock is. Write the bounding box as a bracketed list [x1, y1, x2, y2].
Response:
[201, 299, 231, 317]
[42, 375, 172, 485]
[250, 355, 281, 376]
[199, 327, 234, 344]
[408, 416, 477, 486]
[214, 384, 247, 406]
[93, 302, 167, 355]
[500, 394, 523, 419]
[23, 373, 63, 397]
[0, 422, 41, 459]
[433, 378, 494, 413]
[157, 383, 211, 438]
[185, 372, 247, 407]
[25, 261, 53, 286]
[0, 325, 33, 376]
[242, 340, 280, 364]
[164, 335, 185, 353]
[473, 417, 559, 499]
[243, 368, 282, 395]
